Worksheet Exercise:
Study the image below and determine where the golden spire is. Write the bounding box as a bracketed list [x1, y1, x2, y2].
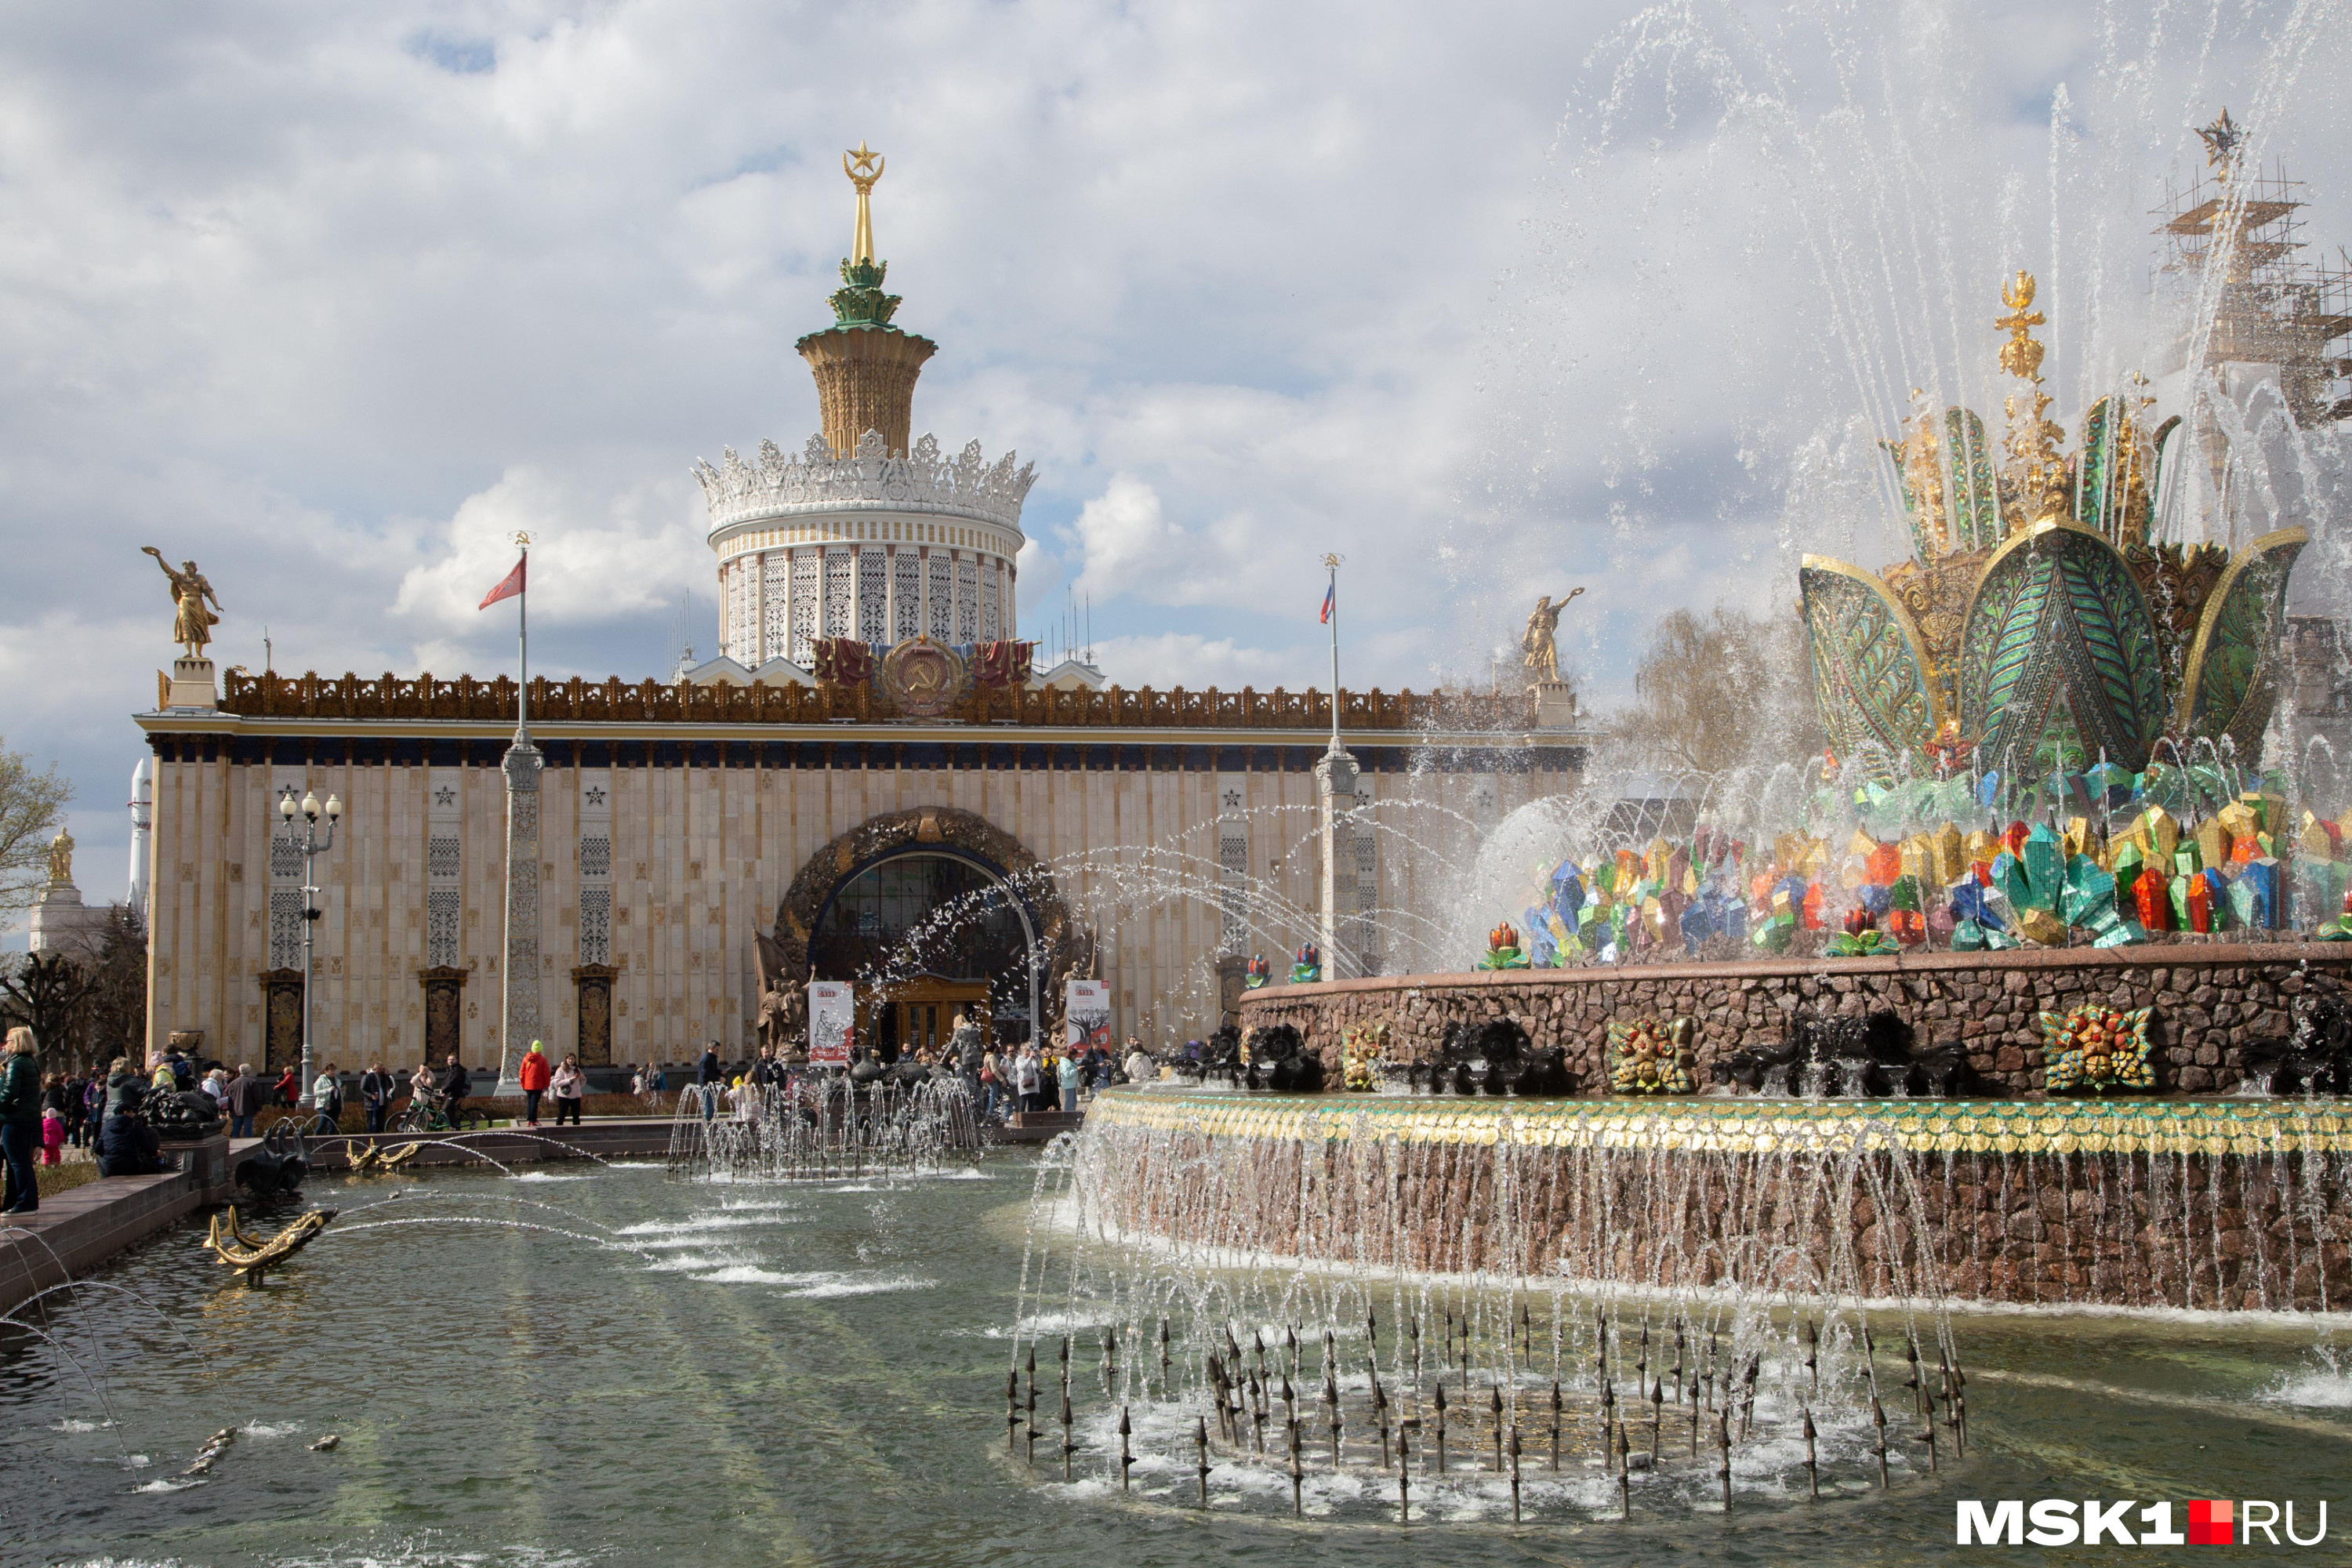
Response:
[1994, 271, 2070, 526]
[844, 141, 884, 265]
[1994, 270, 2045, 381]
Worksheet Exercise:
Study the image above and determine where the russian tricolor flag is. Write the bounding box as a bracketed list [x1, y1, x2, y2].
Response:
[1319, 583, 1334, 624]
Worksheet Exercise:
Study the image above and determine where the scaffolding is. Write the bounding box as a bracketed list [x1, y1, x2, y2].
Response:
[2155, 112, 2352, 425]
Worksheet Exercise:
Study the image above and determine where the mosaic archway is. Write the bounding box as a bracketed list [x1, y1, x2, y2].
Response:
[768, 807, 1088, 1044]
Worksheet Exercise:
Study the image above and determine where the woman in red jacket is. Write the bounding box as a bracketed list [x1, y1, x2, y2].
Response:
[517, 1040, 552, 1127]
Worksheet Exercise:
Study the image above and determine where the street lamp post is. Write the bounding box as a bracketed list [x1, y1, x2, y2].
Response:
[278, 785, 342, 1109]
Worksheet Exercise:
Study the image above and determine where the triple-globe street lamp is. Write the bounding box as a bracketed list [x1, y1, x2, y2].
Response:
[278, 786, 341, 1109]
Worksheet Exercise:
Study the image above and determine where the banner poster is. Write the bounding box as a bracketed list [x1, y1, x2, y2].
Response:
[808, 981, 855, 1066]
[1063, 978, 1112, 1051]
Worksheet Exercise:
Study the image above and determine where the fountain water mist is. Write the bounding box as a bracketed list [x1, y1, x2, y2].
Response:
[666, 1077, 979, 1181]
[1006, 1109, 1973, 1523]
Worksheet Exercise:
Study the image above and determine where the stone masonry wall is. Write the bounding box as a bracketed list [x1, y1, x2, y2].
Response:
[1236, 942, 2352, 1098]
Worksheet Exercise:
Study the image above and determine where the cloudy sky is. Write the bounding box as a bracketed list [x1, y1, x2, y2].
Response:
[2, 0, 2347, 912]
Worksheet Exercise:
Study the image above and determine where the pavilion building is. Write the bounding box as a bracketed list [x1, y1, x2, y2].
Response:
[133, 159, 1590, 1075]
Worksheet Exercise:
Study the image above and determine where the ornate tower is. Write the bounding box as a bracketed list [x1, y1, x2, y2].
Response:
[695, 143, 1036, 673]
[796, 142, 938, 459]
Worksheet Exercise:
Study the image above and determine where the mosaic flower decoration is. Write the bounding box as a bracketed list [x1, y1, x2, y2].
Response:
[1341, 1022, 1389, 1091]
[1477, 920, 1530, 971]
[1828, 927, 1900, 957]
[1606, 1017, 1698, 1095]
[2041, 1004, 2156, 1094]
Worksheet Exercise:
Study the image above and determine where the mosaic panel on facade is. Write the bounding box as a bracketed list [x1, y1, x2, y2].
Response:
[927, 554, 953, 641]
[764, 553, 793, 665]
[268, 888, 304, 971]
[858, 547, 888, 644]
[425, 888, 460, 968]
[823, 549, 854, 640]
[789, 552, 819, 664]
[893, 550, 922, 642]
[578, 886, 612, 967]
[726, 561, 752, 662]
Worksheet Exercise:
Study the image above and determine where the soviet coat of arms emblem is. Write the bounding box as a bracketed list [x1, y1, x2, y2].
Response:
[882, 637, 967, 718]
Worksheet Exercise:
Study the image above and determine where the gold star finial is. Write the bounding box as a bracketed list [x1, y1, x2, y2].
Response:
[842, 141, 885, 263]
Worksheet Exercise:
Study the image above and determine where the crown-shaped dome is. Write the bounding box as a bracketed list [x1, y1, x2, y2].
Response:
[1802, 273, 2305, 780]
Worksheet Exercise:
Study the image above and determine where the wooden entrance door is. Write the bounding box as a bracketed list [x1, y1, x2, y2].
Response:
[886, 978, 989, 1061]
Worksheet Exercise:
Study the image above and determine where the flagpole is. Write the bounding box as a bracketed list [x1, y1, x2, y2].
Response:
[1324, 553, 1341, 753]
[496, 530, 542, 1099]
[1315, 551, 1355, 980]
[516, 534, 530, 742]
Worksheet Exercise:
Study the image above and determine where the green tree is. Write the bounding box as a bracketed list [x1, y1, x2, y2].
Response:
[0, 735, 73, 927]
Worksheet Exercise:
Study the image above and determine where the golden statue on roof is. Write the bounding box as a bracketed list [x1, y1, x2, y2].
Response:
[143, 546, 223, 658]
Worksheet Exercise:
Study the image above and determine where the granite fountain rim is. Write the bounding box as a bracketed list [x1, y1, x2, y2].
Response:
[1085, 1083, 2352, 1155]
[1237, 938, 2352, 1001]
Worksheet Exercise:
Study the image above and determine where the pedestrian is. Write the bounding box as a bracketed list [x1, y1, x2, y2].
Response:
[978, 1046, 1002, 1118]
[40, 1102, 64, 1165]
[360, 1062, 394, 1134]
[310, 1063, 342, 1133]
[1124, 1038, 1154, 1085]
[274, 1063, 299, 1107]
[517, 1040, 551, 1127]
[551, 1054, 584, 1126]
[0, 1027, 42, 1213]
[96, 1090, 168, 1178]
[1014, 1043, 1042, 1113]
[226, 1062, 261, 1138]
[64, 1072, 90, 1149]
[698, 1041, 722, 1122]
[103, 1056, 143, 1116]
[437, 1054, 471, 1125]
[1058, 1047, 1083, 1114]
[728, 1073, 761, 1123]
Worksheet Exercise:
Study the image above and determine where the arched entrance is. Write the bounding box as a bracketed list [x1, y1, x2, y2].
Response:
[810, 851, 1034, 1057]
[768, 808, 1086, 1057]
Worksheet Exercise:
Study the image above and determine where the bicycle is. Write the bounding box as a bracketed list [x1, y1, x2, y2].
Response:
[390, 1095, 489, 1134]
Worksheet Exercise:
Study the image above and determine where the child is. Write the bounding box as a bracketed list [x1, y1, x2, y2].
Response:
[39, 1105, 64, 1166]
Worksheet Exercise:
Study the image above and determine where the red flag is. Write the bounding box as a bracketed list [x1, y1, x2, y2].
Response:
[478, 554, 526, 609]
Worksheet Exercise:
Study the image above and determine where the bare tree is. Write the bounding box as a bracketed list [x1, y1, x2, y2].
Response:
[0, 950, 98, 1074]
[1613, 605, 1825, 773]
[82, 905, 149, 1072]
[0, 735, 73, 929]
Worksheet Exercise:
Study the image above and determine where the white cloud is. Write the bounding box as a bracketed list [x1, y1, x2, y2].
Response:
[1090, 632, 1310, 693]
[388, 466, 705, 633]
[0, 0, 2342, 909]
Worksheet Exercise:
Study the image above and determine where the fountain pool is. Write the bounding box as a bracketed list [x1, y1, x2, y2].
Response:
[9, 1153, 2352, 1563]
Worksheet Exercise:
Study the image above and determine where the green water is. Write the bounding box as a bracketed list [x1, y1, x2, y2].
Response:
[6, 1152, 2351, 1566]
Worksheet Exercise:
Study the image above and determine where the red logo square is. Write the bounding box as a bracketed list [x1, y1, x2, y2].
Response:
[2188, 1500, 2234, 1545]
